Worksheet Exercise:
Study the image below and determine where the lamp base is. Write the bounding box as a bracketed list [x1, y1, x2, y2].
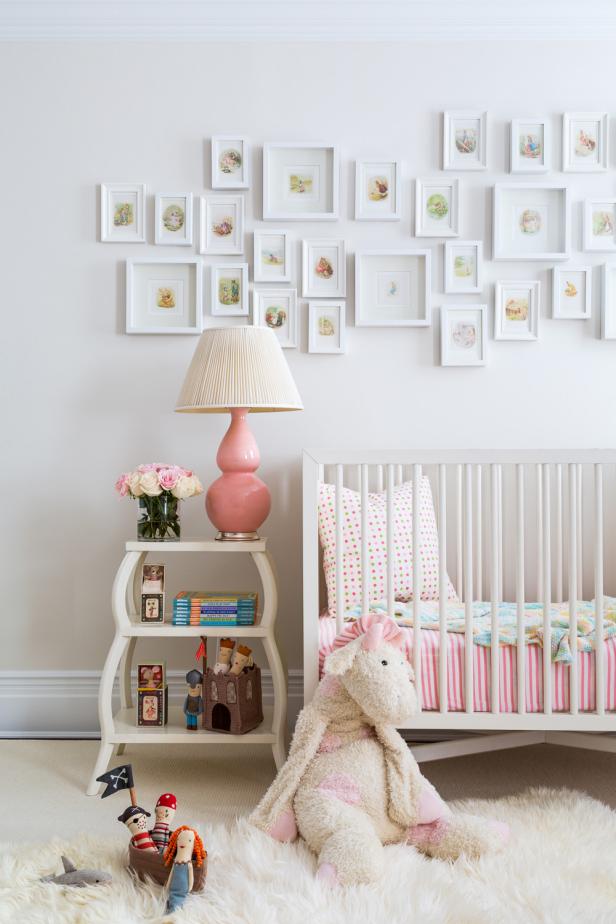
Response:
[215, 530, 260, 542]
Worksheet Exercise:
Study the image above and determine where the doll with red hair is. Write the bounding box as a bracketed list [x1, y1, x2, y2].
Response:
[163, 826, 206, 913]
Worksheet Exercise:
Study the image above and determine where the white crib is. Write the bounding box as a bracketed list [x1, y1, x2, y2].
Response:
[303, 450, 616, 761]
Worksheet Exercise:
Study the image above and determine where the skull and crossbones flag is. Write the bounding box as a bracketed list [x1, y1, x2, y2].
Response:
[96, 764, 134, 799]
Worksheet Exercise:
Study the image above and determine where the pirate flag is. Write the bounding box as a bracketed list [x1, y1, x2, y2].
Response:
[96, 764, 134, 799]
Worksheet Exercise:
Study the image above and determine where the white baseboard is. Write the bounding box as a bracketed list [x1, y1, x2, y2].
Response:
[0, 669, 304, 738]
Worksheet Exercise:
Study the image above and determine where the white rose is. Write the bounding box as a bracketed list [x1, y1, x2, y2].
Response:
[140, 471, 163, 496]
[128, 472, 144, 497]
[172, 474, 198, 500]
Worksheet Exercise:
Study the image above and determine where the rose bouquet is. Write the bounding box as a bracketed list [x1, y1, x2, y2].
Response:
[115, 464, 203, 541]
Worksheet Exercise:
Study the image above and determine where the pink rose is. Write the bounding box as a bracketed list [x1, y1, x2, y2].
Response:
[158, 467, 180, 491]
[115, 473, 130, 496]
[137, 463, 157, 473]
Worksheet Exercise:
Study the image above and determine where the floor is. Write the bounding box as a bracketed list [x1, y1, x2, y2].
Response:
[2, 740, 616, 843]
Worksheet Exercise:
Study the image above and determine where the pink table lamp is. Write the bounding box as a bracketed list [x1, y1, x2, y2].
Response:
[175, 327, 303, 540]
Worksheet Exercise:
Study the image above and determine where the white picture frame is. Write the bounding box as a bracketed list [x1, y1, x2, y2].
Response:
[355, 251, 431, 328]
[308, 301, 346, 354]
[354, 160, 401, 221]
[302, 239, 346, 297]
[210, 263, 249, 317]
[415, 179, 459, 238]
[253, 230, 292, 283]
[200, 195, 244, 255]
[494, 281, 540, 341]
[154, 193, 193, 246]
[101, 183, 146, 243]
[440, 304, 487, 366]
[562, 112, 608, 172]
[211, 135, 250, 189]
[583, 198, 616, 252]
[444, 240, 483, 294]
[252, 288, 298, 348]
[602, 264, 616, 338]
[443, 111, 487, 171]
[125, 259, 202, 334]
[493, 184, 569, 261]
[263, 143, 339, 221]
[510, 118, 550, 174]
[552, 267, 592, 320]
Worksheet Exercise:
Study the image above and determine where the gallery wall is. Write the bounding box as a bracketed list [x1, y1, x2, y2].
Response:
[3, 40, 616, 702]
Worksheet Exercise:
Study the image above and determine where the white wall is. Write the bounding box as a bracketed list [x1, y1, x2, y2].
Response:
[3, 41, 616, 679]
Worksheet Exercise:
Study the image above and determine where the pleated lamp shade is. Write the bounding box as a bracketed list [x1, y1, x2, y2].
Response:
[175, 327, 303, 413]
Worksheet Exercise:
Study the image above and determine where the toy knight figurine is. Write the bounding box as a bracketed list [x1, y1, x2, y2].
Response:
[184, 669, 203, 730]
[213, 638, 235, 674]
[118, 805, 158, 852]
[229, 644, 252, 676]
[150, 793, 177, 851]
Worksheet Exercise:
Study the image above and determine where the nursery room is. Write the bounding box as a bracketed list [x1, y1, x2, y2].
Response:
[4, 0, 616, 920]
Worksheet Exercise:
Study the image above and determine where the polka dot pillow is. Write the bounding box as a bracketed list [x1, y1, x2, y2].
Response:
[318, 478, 458, 615]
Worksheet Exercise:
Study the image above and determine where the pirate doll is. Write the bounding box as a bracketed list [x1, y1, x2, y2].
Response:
[118, 805, 158, 852]
[150, 793, 177, 852]
[183, 669, 203, 730]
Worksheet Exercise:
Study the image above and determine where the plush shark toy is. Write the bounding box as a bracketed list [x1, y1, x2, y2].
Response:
[41, 856, 112, 888]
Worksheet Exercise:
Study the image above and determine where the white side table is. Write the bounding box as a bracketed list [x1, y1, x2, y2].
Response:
[86, 538, 287, 795]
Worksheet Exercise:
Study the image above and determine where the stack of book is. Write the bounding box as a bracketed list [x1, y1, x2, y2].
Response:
[172, 591, 258, 626]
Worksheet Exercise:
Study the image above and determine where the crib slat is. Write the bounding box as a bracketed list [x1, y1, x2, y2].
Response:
[542, 464, 552, 715]
[377, 464, 384, 493]
[516, 464, 526, 715]
[556, 464, 563, 604]
[475, 465, 482, 600]
[386, 464, 395, 620]
[412, 464, 422, 709]
[464, 464, 474, 713]
[595, 464, 605, 716]
[490, 464, 500, 714]
[536, 463, 544, 601]
[498, 465, 504, 603]
[335, 465, 344, 635]
[568, 463, 578, 715]
[397, 464, 403, 485]
[577, 464, 583, 598]
[456, 465, 463, 600]
[438, 464, 448, 714]
[361, 464, 370, 615]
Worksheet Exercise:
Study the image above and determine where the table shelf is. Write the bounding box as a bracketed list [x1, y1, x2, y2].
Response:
[125, 622, 270, 638]
[126, 538, 268, 553]
[110, 705, 276, 745]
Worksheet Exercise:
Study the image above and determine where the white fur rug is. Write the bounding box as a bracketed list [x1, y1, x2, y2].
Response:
[2, 788, 616, 924]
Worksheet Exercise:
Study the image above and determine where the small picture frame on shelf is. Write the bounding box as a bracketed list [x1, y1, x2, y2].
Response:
[137, 662, 166, 690]
[154, 193, 193, 246]
[210, 263, 249, 316]
[443, 111, 487, 171]
[200, 195, 244, 255]
[602, 264, 616, 338]
[142, 564, 165, 593]
[308, 301, 346, 354]
[354, 160, 401, 220]
[252, 288, 298, 348]
[263, 143, 339, 221]
[494, 281, 540, 340]
[562, 112, 608, 172]
[355, 251, 431, 327]
[126, 259, 203, 335]
[552, 266, 592, 320]
[583, 198, 616, 252]
[444, 240, 482, 294]
[253, 230, 292, 283]
[302, 239, 346, 297]
[510, 118, 550, 173]
[141, 594, 164, 623]
[138, 687, 168, 727]
[415, 179, 459, 238]
[441, 304, 487, 366]
[493, 185, 569, 261]
[211, 135, 250, 189]
[100, 183, 146, 243]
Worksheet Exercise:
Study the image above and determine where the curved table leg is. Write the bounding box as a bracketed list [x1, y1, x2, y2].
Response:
[262, 634, 287, 771]
[86, 632, 128, 795]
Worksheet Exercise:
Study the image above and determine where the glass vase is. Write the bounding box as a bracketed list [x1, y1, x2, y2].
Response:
[137, 495, 181, 541]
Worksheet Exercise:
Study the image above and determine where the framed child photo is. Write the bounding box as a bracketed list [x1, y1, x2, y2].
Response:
[441, 305, 487, 366]
[415, 179, 459, 238]
[125, 259, 203, 334]
[354, 160, 401, 221]
[263, 143, 339, 221]
[510, 118, 550, 174]
[210, 263, 249, 316]
[253, 230, 292, 283]
[493, 185, 569, 261]
[562, 112, 608, 172]
[552, 267, 592, 320]
[583, 198, 616, 253]
[302, 239, 346, 297]
[100, 182, 146, 243]
[494, 281, 540, 341]
[252, 288, 298, 348]
[141, 594, 164, 623]
[444, 240, 483, 294]
[200, 195, 244, 255]
[154, 193, 193, 246]
[211, 135, 250, 189]
[308, 301, 346, 354]
[137, 662, 166, 690]
[443, 111, 487, 171]
[602, 264, 616, 338]
[142, 564, 165, 593]
[355, 250, 431, 327]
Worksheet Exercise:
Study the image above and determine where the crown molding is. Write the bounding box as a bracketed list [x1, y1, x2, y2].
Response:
[3, 0, 616, 42]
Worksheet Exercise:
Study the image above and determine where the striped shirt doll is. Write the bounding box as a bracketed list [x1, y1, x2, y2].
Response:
[150, 793, 177, 851]
[118, 806, 158, 852]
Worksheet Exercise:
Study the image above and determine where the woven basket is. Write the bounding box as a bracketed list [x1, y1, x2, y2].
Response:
[128, 844, 207, 890]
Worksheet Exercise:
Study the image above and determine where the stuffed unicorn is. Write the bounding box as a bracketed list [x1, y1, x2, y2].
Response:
[250, 615, 508, 886]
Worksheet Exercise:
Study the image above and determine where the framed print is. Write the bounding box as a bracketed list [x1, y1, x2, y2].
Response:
[562, 112, 608, 172]
[354, 160, 401, 220]
[137, 662, 166, 690]
[141, 594, 164, 623]
[443, 111, 487, 171]
[552, 267, 592, 320]
[441, 305, 487, 366]
[493, 185, 569, 261]
[154, 193, 193, 246]
[602, 264, 616, 338]
[263, 143, 339, 221]
[510, 118, 550, 173]
[100, 182, 146, 242]
[302, 239, 346, 297]
[126, 259, 202, 334]
[444, 240, 483, 294]
[355, 251, 431, 327]
[252, 288, 298, 348]
[583, 198, 616, 252]
[137, 687, 168, 727]
[415, 179, 459, 238]
[494, 281, 540, 340]
[210, 263, 249, 316]
[142, 564, 164, 593]
[211, 135, 250, 189]
[200, 195, 244, 255]
[308, 301, 346, 354]
[253, 230, 291, 283]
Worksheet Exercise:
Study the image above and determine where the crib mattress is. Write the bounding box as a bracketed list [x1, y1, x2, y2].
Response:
[318, 614, 616, 713]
